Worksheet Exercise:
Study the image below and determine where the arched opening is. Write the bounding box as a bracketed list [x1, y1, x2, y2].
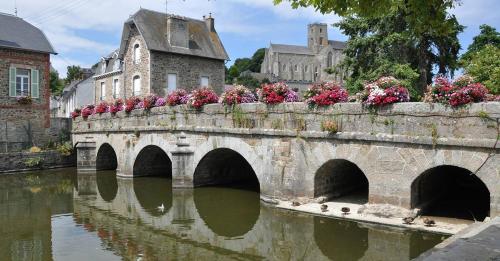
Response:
[96, 143, 117, 171]
[193, 148, 260, 237]
[193, 148, 260, 192]
[411, 165, 490, 221]
[132, 145, 173, 216]
[133, 177, 172, 217]
[96, 170, 118, 202]
[327, 52, 333, 67]
[314, 216, 368, 260]
[314, 159, 369, 204]
[133, 145, 172, 177]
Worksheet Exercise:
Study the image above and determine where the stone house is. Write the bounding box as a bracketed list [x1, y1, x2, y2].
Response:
[56, 68, 94, 117]
[260, 23, 346, 88]
[0, 13, 58, 150]
[93, 9, 228, 104]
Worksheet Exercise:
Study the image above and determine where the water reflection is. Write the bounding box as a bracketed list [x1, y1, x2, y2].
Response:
[96, 170, 118, 202]
[133, 176, 172, 216]
[0, 168, 447, 261]
[314, 217, 368, 260]
[194, 187, 260, 238]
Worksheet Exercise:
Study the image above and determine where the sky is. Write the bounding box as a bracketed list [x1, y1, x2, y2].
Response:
[1, 0, 499, 76]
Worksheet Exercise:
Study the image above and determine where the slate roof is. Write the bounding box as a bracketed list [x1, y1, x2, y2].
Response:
[0, 13, 56, 54]
[329, 40, 347, 50]
[119, 9, 228, 61]
[269, 44, 313, 55]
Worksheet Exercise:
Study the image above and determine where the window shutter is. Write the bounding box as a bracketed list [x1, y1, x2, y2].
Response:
[31, 69, 39, 98]
[9, 67, 16, 97]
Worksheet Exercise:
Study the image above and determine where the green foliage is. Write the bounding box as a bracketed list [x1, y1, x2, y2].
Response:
[235, 75, 261, 91]
[50, 70, 65, 95]
[334, 9, 463, 97]
[66, 65, 84, 84]
[461, 45, 500, 94]
[226, 48, 266, 83]
[461, 24, 500, 62]
[56, 142, 73, 156]
[25, 157, 43, 168]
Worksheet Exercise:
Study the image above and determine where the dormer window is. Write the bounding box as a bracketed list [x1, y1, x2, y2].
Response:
[101, 61, 106, 73]
[113, 59, 121, 71]
[133, 44, 140, 64]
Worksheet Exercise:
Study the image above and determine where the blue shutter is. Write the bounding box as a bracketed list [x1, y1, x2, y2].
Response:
[31, 69, 39, 98]
[9, 67, 16, 97]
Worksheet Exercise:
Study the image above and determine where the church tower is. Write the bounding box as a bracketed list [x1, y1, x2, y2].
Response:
[308, 23, 328, 53]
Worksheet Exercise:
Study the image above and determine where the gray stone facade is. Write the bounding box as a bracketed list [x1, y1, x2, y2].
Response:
[92, 9, 228, 103]
[72, 102, 500, 217]
[261, 23, 346, 86]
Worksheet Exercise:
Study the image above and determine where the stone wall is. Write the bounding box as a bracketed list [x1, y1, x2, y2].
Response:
[0, 150, 75, 173]
[122, 25, 150, 97]
[72, 102, 500, 215]
[0, 48, 51, 149]
[150, 51, 225, 95]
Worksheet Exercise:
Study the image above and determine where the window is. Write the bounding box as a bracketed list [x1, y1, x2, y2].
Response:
[133, 44, 140, 64]
[167, 74, 177, 93]
[113, 79, 120, 98]
[113, 59, 121, 71]
[319, 37, 324, 44]
[327, 52, 333, 67]
[282, 64, 287, 70]
[101, 61, 106, 73]
[320, 28, 322, 33]
[295, 65, 299, 72]
[100, 82, 106, 100]
[133, 76, 141, 96]
[305, 65, 309, 72]
[15, 69, 30, 96]
[200, 76, 209, 87]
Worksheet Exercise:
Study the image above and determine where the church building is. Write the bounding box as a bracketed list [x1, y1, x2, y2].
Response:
[260, 23, 346, 86]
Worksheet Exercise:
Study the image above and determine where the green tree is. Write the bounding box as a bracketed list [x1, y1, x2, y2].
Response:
[66, 65, 83, 84]
[226, 48, 266, 83]
[462, 45, 500, 94]
[275, 0, 462, 94]
[461, 24, 500, 62]
[50, 70, 65, 95]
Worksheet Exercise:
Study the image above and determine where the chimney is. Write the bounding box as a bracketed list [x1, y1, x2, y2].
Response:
[205, 13, 215, 32]
[167, 15, 188, 48]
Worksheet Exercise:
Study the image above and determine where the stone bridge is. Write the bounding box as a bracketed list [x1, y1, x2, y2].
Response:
[72, 102, 500, 219]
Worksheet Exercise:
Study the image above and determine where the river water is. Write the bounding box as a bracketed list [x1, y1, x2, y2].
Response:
[0, 168, 447, 260]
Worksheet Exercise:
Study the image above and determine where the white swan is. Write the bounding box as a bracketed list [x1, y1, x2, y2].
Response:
[157, 203, 165, 212]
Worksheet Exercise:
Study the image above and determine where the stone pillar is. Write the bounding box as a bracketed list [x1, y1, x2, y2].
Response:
[76, 141, 96, 172]
[171, 132, 194, 188]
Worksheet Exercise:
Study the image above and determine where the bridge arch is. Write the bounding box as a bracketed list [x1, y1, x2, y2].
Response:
[193, 148, 260, 192]
[193, 137, 263, 192]
[96, 143, 118, 170]
[133, 145, 172, 177]
[411, 165, 490, 221]
[314, 159, 369, 204]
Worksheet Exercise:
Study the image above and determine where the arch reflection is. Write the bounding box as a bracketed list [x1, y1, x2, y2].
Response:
[133, 177, 172, 217]
[96, 170, 118, 202]
[314, 216, 368, 260]
[194, 187, 260, 238]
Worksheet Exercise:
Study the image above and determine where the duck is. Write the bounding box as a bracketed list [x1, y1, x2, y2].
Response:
[321, 204, 328, 212]
[341, 207, 350, 215]
[423, 217, 436, 227]
[157, 203, 165, 213]
[292, 201, 301, 207]
[402, 216, 415, 225]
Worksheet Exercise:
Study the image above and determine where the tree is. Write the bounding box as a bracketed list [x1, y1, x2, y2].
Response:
[461, 24, 500, 62]
[275, 0, 462, 94]
[50, 70, 65, 95]
[226, 48, 266, 83]
[462, 45, 500, 94]
[66, 65, 83, 84]
[333, 10, 462, 98]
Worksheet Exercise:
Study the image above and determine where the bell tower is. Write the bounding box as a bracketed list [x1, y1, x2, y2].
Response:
[308, 23, 328, 53]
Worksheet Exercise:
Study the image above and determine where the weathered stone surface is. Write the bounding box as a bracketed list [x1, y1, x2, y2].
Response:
[72, 102, 500, 216]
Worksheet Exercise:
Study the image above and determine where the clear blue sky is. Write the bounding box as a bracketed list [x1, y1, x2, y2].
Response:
[1, 0, 498, 75]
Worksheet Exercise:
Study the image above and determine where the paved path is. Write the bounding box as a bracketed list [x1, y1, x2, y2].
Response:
[415, 217, 500, 260]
